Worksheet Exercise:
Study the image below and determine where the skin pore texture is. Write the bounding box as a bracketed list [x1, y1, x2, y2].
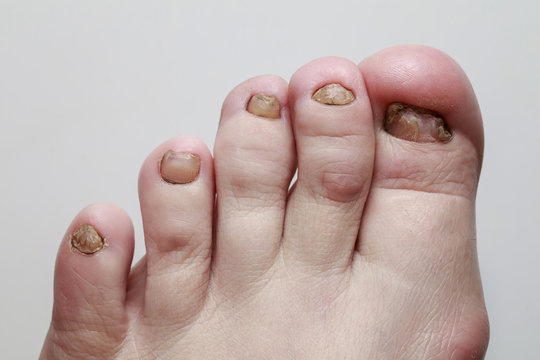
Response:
[40, 45, 489, 359]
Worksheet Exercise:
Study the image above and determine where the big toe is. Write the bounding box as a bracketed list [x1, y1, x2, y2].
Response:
[361, 44, 483, 198]
[357, 45, 488, 357]
[358, 45, 484, 255]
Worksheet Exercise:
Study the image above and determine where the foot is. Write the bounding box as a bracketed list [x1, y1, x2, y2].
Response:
[41, 45, 489, 360]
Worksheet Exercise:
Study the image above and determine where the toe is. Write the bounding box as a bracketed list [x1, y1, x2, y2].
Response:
[43, 203, 133, 359]
[353, 46, 488, 358]
[284, 57, 375, 272]
[359, 44, 483, 198]
[356, 45, 488, 350]
[357, 45, 484, 258]
[213, 75, 295, 293]
[138, 136, 214, 324]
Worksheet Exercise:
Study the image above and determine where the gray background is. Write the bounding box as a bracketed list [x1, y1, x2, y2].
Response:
[1, 0, 538, 358]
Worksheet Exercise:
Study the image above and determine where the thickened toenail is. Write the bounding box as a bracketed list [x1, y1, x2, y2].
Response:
[71, 224, 105, 255]
[160, 150, 200, 184]
[385, 103, 452, 142]
[312, 83, 355, 105]
[247, 94, 280, 119]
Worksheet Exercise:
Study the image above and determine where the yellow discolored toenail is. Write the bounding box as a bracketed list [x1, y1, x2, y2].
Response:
[71, 224, 106, 255]
[312, 83, 355, 105]
[160, 150, 201, 184]
[384, 103, 452, 142]
[247, 94, 280, 119]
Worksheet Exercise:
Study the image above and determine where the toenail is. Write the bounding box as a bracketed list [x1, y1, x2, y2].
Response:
[384, 103, 452, 142]
[247, 94, 280, 119]
[71, 224, 106, 255]
[312, 83, 355, 105]
[160, 150, 201, 184]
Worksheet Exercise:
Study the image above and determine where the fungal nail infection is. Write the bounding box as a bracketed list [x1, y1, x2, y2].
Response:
[247, 94, 280, 119]
[384, 103, 452, 142]
[71, 224, 106, 255]
[312, 83, 355, 105]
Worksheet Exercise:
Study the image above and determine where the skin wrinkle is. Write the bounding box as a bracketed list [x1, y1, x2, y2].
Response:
[300, 135, 369, 153]
[221, 160, 293, 195]
[401, 256, 467, 355]
[295, 113, 365, 138]
[138, 310, 201, 348]
[373, 182, 474, 200]
[350, 268, 399, 352]
[295, 179, 367, 212]
[54, 343, 106, 360]
[146, 252, 210, 276]
[213, 255, 280, 298]
[378, 138, 480, 194]
[369, 257, 469, 358]
[145, 234, 210, 262]
[145, 216, 211, 256]
[215, 245, 279, 274]
[435, 310, 468, 356]
[219, 186, 288, 207]
[225, 146, 290, 168]
[380, 159, 473, 190]
[377, 277, 424, 358]
[292, 184, 366, 216]
[53, 325, 123, 360]
[61, 288, 127, 338]
[443, 307, 465, 353]
[115, 327, 144, 359]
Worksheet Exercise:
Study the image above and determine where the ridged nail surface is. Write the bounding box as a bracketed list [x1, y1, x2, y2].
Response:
[247, 94, 280, 119]
[71, 224, 105, 255]
[160, 150, 201, 184]
[312, 83, 354, 105]
[385, 103, 452, 142]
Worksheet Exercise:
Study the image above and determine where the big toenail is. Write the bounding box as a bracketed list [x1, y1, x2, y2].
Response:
[247, 94, 280, 119]
[384, 103, 452, 142]
[312, 83, 355, 105]
[160, 150, 200, 184]
[71, 224, 105, 255]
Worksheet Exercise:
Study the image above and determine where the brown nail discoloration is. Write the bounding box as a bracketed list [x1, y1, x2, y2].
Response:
[312, 83, 355, 105]
[71, 224, 105, 255]
[160, 150, 200, 184]
[247, 94, 280, 119]
[385, 103, 452, 142]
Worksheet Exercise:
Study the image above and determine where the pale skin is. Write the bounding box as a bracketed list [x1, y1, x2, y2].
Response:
[40, 45, 489, 359]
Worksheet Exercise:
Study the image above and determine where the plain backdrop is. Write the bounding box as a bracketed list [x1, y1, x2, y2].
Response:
[1, 0, 539, 358]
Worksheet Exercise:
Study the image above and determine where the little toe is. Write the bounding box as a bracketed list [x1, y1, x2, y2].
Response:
[42, 203, 134, 359]
[138, 136, 214, 324]
[284, 57, 375, 272]
[213, 75, 295, 293]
